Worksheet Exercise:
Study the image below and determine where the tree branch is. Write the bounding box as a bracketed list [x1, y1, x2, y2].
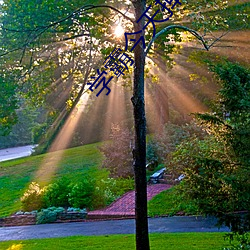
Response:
[54, 33, 91, 43]
[0, 4, 134, 57]
[38, 4, 134, 31]
[206, 30, 230, 49]
[145, 25, 228, 56]
[1, 4, 134, 33]
[83, 5, 134, 23]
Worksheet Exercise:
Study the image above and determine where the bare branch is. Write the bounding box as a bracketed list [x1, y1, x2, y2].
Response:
[0, 47, 22, 57]
[37, 4, 135, 31]
[83, 5, 134, 23]
[53, 33, 91, 43]
[0, 26, 50, 57]
[145, 25, 229, 56]
[206, 30, 230, 49]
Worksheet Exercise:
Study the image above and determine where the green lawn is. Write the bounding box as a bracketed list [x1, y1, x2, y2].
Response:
[1, 141, 185, 219]
[0, 143, 103, 217]
[0, 141, 197, 218]
[0, 233, 230, 250]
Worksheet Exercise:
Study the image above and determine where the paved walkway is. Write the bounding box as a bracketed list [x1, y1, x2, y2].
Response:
[88, 184, 171, 219]
[0, 216, 230, 241]
[0, 145, 37, 162]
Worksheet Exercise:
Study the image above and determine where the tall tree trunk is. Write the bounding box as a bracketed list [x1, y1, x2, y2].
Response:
[132, 1, 150, 250]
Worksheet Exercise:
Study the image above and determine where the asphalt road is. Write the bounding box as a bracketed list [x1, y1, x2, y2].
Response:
[0, 216, 230, 241]
[0, 145, 36, 162]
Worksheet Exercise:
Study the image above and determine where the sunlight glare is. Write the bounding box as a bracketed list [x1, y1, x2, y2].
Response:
[114, 24, 124, 37]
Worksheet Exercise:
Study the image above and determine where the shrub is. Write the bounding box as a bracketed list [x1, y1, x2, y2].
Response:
[92, 178, 117, 209]
[93, 177, 134, 209]
[43, 177, 71, 208]
[21, 182, 45, 211]
[167, 135, 243, 214]
[223, 233, 250, 250]
[113, 177, 134, 197]
[169, 62, 250, 233]
[146, 141, 159, 171]
[36, 206, 64, 224]
[68, 180, 94, 209]
[32, 123, 47, 144]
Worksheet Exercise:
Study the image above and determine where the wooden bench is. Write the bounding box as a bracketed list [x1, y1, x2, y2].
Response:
[149, 168, 165, 184]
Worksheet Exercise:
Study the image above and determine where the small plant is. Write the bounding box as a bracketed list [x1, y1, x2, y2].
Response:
[112, 177, 134, 197]
[36, 209, 56, 224]
[21, 182, 45, 211]
[67, 207, 80, 212]
[223, 233, 250, 250]
[36, 206, 64, 224]
[93, 178, 116, 208]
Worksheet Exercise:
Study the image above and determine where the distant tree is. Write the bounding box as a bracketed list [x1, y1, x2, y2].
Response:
[99, 124, 133, 178]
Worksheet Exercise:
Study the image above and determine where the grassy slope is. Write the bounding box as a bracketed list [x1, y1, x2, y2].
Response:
[0, 141, 195, 219]
[148, 186, 199, 217]
[0, 143, 103, 217]
[0, 233, 230, 250]
[0, 141, 184, 219]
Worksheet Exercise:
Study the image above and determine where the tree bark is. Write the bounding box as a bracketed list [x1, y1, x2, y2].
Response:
[132, 1, 150, 250]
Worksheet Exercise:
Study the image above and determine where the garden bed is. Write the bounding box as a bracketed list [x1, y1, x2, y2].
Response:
[0, 210, 88, 227]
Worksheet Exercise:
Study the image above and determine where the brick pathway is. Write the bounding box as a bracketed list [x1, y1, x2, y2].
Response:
[88, 184, 171, 219]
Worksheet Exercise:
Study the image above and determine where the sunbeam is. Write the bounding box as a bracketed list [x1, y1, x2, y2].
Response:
[33, 35, 227, 184]
[35, 91, 90, 184]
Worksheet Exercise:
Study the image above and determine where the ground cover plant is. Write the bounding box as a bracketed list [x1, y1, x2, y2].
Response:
[0, 233, 232, 250]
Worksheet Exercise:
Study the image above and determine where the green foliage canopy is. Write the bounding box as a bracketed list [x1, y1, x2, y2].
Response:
[0, 0, 247, 136]
[168, 61, 250, 233]
[0, 74, 18, 135]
